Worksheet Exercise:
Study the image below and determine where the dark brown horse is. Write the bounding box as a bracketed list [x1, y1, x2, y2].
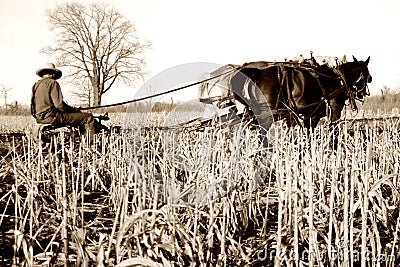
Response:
[225, 56, 372, 130]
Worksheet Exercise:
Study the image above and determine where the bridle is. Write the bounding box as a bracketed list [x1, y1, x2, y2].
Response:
[353, 72, 370, 100]
[336, 63, 371, 111]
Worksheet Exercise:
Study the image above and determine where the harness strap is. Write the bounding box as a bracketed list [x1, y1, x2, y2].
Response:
[278, 66, 351, 125]
[285, 66, 299, 114]
[274, 64, 286, 110]
[333, 68, 357, 111]
[309, 69, 329, 100]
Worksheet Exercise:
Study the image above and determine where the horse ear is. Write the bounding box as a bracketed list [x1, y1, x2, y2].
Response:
[352, 55, 358, 62]
[342, 55, 347, 63]
[365, 56, 370, 65]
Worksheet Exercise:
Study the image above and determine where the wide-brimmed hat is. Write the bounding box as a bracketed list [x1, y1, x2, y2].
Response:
[36, 63, 62, 80]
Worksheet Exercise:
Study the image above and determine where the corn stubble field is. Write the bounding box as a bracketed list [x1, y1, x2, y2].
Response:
[0, 107, 399, 266]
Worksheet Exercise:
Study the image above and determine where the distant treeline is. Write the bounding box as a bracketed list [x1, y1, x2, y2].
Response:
[1, 93, 399, 116]
[361, 91, 400, 113]
[77, 101, 204, 114]
[0, 104, 31, 116]
[0, 101, 205, 116]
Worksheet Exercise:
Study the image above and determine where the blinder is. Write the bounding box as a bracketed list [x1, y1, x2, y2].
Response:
[353, 72, 371, 100]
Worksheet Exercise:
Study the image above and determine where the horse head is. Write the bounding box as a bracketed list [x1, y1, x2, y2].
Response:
[339, 56, 372, 102]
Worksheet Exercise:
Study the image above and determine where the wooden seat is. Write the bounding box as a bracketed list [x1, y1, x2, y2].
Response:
[32, 123, 73, 142]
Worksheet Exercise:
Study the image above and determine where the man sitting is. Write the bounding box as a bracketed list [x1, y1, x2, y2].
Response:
[31, 63, 95, 143]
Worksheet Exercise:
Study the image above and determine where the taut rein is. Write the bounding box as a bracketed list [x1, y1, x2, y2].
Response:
[79, 66, 243, 111]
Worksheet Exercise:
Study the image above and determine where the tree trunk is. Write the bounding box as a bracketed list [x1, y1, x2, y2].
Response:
[91, 77, 102, 107]
[93, 87, 101, 107]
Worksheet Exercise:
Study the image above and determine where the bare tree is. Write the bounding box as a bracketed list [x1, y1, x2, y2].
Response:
[70, 79, 93, 107]
[0, 84, 12, 109]
[43, 2, 150, 106]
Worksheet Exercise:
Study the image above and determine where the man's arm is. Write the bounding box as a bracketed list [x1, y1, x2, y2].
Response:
[50, 80, 76, 112]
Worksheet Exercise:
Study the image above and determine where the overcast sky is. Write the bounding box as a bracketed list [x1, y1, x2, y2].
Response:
[0, 0, 399, 105]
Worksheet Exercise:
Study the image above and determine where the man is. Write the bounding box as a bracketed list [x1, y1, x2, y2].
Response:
[31, 63, 95, 143]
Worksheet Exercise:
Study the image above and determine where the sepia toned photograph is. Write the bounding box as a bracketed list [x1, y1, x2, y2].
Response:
[0, 0, 399, 266]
